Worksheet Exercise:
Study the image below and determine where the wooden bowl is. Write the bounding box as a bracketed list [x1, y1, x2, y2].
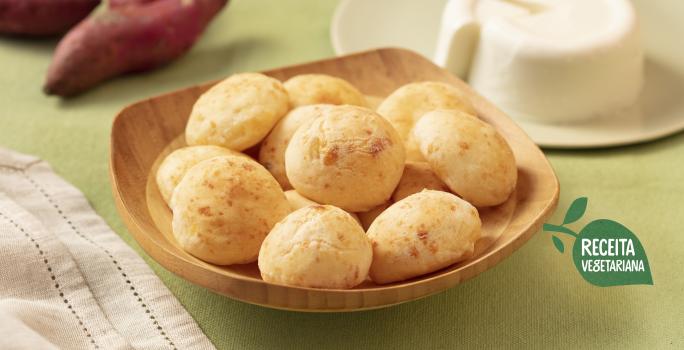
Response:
[110, 48, 559, 312]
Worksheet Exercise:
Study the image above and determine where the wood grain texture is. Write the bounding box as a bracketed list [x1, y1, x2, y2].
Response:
[110, 48, 559, 312]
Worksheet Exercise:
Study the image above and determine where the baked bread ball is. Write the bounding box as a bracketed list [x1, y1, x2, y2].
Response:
[258, 104, 332, 189]
[172, 155, 290, 265]
[357, 201, 391, 231]
[284, 74, 367, 107]
[258, 205, 372, 289]
[285, 105, 406, 212]
[284, 189, 319, 210]
[413, 110, 517, 207]
[367, 190, 481, 284]
[285, 190, 361, 224]
[377, 81, 476, 161]
[156, 145, 243, 207]
[185, 73, 290, 151]
[392, 161, 450, 202]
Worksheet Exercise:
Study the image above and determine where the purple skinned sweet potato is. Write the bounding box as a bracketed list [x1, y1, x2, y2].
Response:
[44, 0, 228, 96]
[109, 0, 157, 7]
[0, 0, 100, 36]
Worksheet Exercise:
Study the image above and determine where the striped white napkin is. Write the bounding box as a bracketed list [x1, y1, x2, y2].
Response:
[0, 147, 215, 350]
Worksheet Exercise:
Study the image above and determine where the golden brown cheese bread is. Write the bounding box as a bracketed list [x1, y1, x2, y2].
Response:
[285, 105, 406, 212]
[258, 205, 372, 289]
[185, 73, 290, 151]
[413, 109, 517, 207]
[284, 74, 367, 107]
[284, 190, 361, 224]
[156, 145, 244, 207]
[367, 190, 481, 284]
[356, 201, 391, 231]
[284, 189, 318, 210]
[392, 161, 450, 202]
[377, 81, 476, 161]
[258, 104, 333, 189]
[171, 155, 290, 265]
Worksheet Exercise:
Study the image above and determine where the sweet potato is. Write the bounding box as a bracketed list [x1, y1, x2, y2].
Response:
[44, 0, 227, 96]
[0, 0, 100, 36]
[109, 0, 157, 7]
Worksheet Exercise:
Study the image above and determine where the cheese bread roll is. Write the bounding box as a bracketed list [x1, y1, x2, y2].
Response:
[258, 104, 332, 189]
[356, 202, 391, 231]
[413, 109, 517, 207]
[392, 161, 450, 202]
[377, 82, 476, 161]
[367, 190, 481, 284]
[172, 155, 290, 265]
[259, 205, 372, 289]
[284, 74, 367, 107]
[284, 190, 362, 224]
[156, 145, 244, 207]
[285, 105, 405, 212]
[186, 73, 290, 151]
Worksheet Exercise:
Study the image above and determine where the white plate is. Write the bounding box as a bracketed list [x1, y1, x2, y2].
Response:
[331, 0, 684, 148]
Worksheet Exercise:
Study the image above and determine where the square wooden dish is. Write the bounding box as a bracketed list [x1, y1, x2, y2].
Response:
[110, 48, 559, 312]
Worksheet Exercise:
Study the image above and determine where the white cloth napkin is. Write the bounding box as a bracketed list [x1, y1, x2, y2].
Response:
[0, 148, 215, 350]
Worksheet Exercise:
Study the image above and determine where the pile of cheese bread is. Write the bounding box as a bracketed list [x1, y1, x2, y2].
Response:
[156, 73, 517, 288]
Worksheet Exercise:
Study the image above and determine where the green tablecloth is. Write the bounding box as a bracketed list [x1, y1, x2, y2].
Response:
[1, 0, 682, 348]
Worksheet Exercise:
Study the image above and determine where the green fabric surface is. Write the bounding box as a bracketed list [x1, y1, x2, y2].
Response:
[1, 0, 683, 348]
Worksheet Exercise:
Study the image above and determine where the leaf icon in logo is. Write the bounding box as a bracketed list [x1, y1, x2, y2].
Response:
[563, 197, 587, 225]
[551, 236, 564, 253]
[572, 219, 653, 287]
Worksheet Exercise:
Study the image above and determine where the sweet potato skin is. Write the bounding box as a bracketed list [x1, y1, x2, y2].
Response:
[0, 0, 100, 36]
[109, 0, 157, 7]
[44, 0, 228, 96]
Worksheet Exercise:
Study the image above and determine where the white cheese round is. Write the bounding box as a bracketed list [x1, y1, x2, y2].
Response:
[436, 0, 644, 123]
